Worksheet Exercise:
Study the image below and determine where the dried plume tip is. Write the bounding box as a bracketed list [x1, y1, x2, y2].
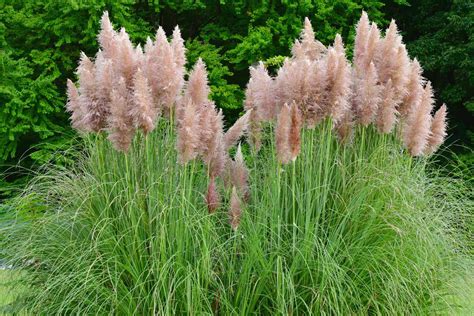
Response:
[231, 144, 250, 202]
[229, 187, 242, 231]
[289, 101, 302, 161]
[275, 103, 292, 164]
[206, 177, 220, 214]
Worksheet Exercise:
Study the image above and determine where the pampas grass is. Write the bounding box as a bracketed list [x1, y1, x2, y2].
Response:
[1, 11, 469, 315]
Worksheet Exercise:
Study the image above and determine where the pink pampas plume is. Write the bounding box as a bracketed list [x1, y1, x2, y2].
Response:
[391, 44, 410, 100]
[98, 12, 117, 59]
[186, 58, 210, 108]
[208, 134, 226, 179]
[116, 27, 137, 84]
[199, 103, 226, 177]
[333, 34, 345, 56]
[243, 77, 262, 151]
[77, 52, 104, 132]
[274, 58, 311, 119]
[131, 68, 157, 134]
[376, 20, 410, 101]
[403, 82, 435, 156]
[376, 79, 398, 134]
[305, 58, 328, 127]
[399, 59, 424, 117]
[145, 26, 179, 113]
[326, 46, 352, 124]
[107, 77, 135, 152]
[224, 110, 252, 150]
[206, 177, 220, 214]
[360, 22, 381, 72]
[231, 144, 250, 202]
[425, 104, 448, 154]
[176, 99, 201, 164]
[245, 62, 275, 121]
[355, 61, 381, 126]
[66, 79, 87, 131]
[206, 109, 227, 178]
[376, 20, 402, 84]
[94, 51, 113, 122]
[275, 103, 292, 164]
[171, 26, 186, 69]
[354, 11, 370, 72]
[292, 17, 326, 61]
[289, 101, 302, 161]
[229, 186, 242, 231]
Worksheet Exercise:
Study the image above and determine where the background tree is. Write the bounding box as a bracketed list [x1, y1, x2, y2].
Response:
[386, 0, 474, 165]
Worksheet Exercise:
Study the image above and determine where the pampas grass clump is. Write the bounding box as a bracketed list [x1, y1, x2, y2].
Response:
[1, 11, 471, 315]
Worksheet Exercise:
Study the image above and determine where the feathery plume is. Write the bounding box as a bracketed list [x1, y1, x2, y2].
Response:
[305, 58, 328, 127]
[355, 62, 381, 126]
[425, 104, 448, 154]
[171, 26, 186, 69]
[116, 27, 137, 84]
[275, 103, 292, 164]
[224, 110, 251, 150]
[131, 68, 157, 134]
[391, 44, 410, 100]
[229, 186, 242, 231]
[326, 47, 352, 124]
[333, 34, 345, 56]
[98, 11, 117, 59]
[399, 59, 424, 117]
[94, 51, 113, 123]
[292, 17, 326, 60]
[207, 109, 227, 178]
[77, 52, 105, 132]
[354, 11, 370, 71]
[246, 62, 275, 121]
[186, 58, 210, 109]
[176, 99, 201, 164]
[403, 82, 434, 156]
[145, 26, 179, 113]
[66, 79, 87, 131]
[289, 102, 302, 161]
[107, 77, 135, 152]
[376, 79, 398, 133]
[364, 23, 381, 69]
[231, 144, 250, 202]
[376, 20, 404, 86]
[206, 177, 220, 214]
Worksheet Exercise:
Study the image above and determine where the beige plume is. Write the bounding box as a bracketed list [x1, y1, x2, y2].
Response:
[425, 104, 448, 155]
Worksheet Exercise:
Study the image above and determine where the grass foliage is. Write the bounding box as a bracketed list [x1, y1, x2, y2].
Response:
[1, 118, 471, 314]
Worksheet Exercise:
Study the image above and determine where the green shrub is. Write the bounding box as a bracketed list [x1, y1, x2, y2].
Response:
[1, 119, 471, 314]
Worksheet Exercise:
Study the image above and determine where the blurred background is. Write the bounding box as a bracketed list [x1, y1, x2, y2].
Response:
[1, 0, 472, 197]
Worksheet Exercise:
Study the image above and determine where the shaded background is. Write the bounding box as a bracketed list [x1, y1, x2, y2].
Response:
[1, 0, 472, 196]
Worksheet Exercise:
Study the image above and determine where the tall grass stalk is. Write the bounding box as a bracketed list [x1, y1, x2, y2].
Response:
[1, 117, 471, 314]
